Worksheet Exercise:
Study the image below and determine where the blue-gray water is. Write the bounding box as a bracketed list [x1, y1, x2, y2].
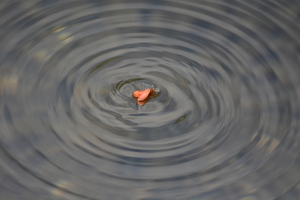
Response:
[0, 1, 300, 200]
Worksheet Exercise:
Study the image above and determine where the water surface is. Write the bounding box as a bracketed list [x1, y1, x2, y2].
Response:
[0, 0, 300, 199]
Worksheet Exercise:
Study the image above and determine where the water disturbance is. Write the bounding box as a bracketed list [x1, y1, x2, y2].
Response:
[0, 0, 300, 199]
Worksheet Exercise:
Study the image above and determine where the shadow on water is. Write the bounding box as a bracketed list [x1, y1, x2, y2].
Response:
[0, 0, 300, 199]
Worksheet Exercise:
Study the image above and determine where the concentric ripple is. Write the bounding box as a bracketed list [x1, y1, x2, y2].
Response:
[0, 0, 300, 199]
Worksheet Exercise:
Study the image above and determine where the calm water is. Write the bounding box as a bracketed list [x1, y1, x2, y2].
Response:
[0, 0, 300, 199]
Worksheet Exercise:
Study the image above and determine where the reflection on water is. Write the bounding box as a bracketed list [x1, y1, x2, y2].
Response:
[0, 0, 300, 199]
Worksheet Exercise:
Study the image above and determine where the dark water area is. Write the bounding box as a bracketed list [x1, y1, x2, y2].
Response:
[0, 0, 300, 199]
